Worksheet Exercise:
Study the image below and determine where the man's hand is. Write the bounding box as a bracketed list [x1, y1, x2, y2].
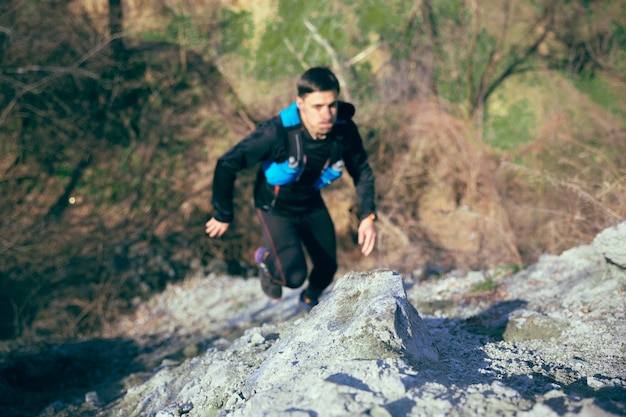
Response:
[357, 216, 377, 256]
[205, 217, 230, 238]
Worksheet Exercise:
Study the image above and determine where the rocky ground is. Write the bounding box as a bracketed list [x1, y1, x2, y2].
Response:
[2, 222, 625, 417]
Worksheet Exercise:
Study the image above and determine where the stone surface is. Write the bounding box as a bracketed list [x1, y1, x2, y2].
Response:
[100, 270, 440, 417]
[593, 221, 626, 268]
[22, 223, 626, 417]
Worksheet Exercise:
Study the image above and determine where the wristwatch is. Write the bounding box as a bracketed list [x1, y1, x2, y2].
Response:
[365, 213, 378, 222]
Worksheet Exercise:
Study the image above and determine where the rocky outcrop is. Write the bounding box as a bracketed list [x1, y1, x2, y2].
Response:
[500, 221, 626, 344]
[101, 269, 439, 417]
[29, 222, 625, 417]
[594, 221, 626, 268]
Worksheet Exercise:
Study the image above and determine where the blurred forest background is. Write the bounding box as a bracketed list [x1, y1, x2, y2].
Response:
[1, 0, 625, 342]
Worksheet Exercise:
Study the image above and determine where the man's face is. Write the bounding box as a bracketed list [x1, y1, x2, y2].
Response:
[296, 90, 338, 140]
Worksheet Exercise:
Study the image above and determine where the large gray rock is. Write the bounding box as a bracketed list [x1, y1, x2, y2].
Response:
[501, 235, 625, 344]
[101, 269, 438, 417]
[230, 269, 439, 416]
[593, 221, 626, 268]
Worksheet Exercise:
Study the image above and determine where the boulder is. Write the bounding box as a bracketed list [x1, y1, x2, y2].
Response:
[102, 269, 438, 417]
[593, 221, 626, 268]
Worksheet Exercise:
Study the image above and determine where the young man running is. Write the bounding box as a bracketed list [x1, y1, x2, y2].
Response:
[205, 67, 377, 312]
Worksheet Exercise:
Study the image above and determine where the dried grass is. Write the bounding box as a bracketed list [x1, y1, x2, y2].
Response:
[495, 110, 626, 261]
[348, 101, 522, 274]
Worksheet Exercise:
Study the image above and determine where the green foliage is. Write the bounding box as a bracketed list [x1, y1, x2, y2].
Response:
[425, 1, 469, 104]
[199, 115, 229, 137]
[356, 0, 416, 61]
[137, 30, 168, 43]
[469, 28, 498, 82]
[252, 0, 418, 97]
[219, 8, 254, 56]
[255, 0, 342, 78]
[142, 7, 209, 72]
[54, 164, 74, 180]
[484, 98, 536, 151]
[470, 278, 498, 293]
[573, 72, 622, 114]
[432, 0, 462, 21]
[612, 34, 626, 81]
[165, 7, 202, 47]
[357, 0, 392, 34]
[357, 0, 412, 36]
[569, 16, 626, 118]
[434, 65, 460, 104]
[351, 61, 378, 100]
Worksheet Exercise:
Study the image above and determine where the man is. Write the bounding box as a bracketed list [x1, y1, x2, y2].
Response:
[205, 67, 377, 312]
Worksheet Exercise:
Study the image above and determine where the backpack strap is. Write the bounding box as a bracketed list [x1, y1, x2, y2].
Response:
[329, 129, 344, 163]
[330, 101, 353, 164]
[279, 102, 300, 128]
[314, 132, 345, 189]
[263, 103, 305, 192]
[278, 102, 305, 167]
[313, 102, 351, 189]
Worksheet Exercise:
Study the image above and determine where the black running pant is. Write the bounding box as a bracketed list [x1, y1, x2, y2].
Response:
[256, 206, 337, 299]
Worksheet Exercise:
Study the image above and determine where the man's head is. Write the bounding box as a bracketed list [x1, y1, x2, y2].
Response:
[296, 67, 340, 140]
[297, 67, 340, 97]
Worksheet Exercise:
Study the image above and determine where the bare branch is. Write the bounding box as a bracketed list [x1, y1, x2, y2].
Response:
[6, 65, 99, 79]
[346, 42, 381, 67]
[283, 37, 309, 70]
[303, 18, 352, 101]
[0, 34, 123, 127]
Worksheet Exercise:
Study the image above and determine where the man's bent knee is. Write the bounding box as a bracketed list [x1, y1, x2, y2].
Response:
[284, 267, 307, 289]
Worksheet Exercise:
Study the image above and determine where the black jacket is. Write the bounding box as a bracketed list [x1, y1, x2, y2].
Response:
[212, 102, 376, 222]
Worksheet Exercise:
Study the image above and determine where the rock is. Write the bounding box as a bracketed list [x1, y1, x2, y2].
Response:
[84, 391, 100, 405]
[593, 221, 626, 268]
[30, 225, 626, 417]
[232, 269, 439, 415]
[280, 268, 439, 366]
[99, 269, 439, 417]
[503, 310, 566, 342]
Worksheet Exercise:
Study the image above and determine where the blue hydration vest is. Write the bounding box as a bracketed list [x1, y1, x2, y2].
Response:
[263, 102, 343, 190]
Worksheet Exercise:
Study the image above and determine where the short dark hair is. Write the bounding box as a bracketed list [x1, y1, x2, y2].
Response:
[297, 67, 340, 97]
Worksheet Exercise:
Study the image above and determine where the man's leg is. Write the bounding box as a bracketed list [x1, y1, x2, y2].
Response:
[256, 208, 308, 289]
[299, 206, 338, 301]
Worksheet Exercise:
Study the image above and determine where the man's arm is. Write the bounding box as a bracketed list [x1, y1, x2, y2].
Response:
[341, 120, 378, 256]
[210, 120, 281, 224]
[358, 213, 377, 256]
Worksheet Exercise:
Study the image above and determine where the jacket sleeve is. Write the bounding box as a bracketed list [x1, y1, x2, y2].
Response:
[342, 120, 377, 219]
[212, 119, 281, 222]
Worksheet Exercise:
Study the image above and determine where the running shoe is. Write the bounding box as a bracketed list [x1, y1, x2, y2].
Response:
[298, 290, 319, 313]
[254, 247, 282, 300]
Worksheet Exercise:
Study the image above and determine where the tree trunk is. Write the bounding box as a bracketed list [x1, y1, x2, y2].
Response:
[109, 0, 126, 62]
[414, 0, 438, 99]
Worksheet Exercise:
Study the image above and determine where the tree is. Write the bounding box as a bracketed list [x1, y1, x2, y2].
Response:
[253, 0, 390, 101]
[549, 0, 626, 82]
[109, 0, 126, 61]
[417, 0, 556, 117]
